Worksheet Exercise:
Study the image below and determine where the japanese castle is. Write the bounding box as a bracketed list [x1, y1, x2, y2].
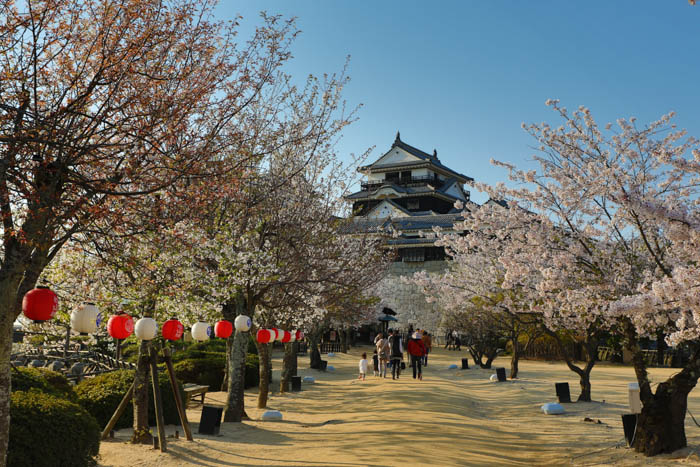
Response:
[345, 132, 477, 332]
[346, 132, 475, 263]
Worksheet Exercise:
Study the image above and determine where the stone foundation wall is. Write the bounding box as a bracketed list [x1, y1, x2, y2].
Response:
[378, 260, 447, 334]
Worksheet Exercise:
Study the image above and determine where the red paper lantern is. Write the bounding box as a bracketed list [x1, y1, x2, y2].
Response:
[22, 286, 58, 323]
[214, 320, 233, 339]
[295, 330, 304, 341]
[256, 329, 271, 343]
[162, 318, 184, 341]
[108, 313, 134, 340]
[281, 330, 292, 343]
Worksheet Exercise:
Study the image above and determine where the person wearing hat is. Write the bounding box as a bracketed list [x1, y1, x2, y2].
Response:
[407, 331, 426, 380]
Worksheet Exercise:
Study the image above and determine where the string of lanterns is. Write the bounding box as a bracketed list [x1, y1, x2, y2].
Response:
[256, 328, 303, 343]
[22, 287, 302, 344]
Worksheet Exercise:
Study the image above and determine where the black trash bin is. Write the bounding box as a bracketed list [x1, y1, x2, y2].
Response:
[496, 367, 507, 382]
[461, 358, 469, 369]
[291, 376, 302, 392]
[555, 382, 571, 403]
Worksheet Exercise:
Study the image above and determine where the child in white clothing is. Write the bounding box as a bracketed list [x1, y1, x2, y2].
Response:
[358, 352, 368, 380]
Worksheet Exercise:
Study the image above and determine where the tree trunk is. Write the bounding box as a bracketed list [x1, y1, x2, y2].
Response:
[223, 329, 249, 422]
[280, 343, 295, 393]
[292, 342, 298, 375]
[0, 302, 14, 467]
[510, 337, 520, 379]
[483, 352, 496, 369]
[131, 340, 152, 444]
[256, 341, 270, 409]
[629, 337, 699, 456]
[221, 337, 231, 392]
[340, 328, 348, 353]
[309, 331, 321, 369]
[546, 328, 597, 402]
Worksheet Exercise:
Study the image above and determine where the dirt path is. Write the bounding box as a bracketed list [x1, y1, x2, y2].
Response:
[98, 347, 700, 466]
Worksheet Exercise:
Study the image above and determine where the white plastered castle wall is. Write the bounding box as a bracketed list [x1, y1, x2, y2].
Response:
[376, 260, 447, 334]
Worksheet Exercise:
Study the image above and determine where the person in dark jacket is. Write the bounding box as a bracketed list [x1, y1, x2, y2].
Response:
[388, 329, 403, 380]
[407, 332, 426, 380]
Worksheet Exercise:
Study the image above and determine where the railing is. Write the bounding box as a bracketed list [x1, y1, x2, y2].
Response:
[361, 175, 444, 192]
[320, 342, 341, 354]
[12, 345, 136, 382]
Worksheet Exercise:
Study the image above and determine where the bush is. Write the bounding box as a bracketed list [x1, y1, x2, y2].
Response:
[170, 339, 226, 362]
[244, 353, 259, 389]
[173, 356, 225, 390]
[173, 353, 260, 389]
[9, 389, 100, 467]
[11, 367, 76, 401]
[75, 369, 183, 430]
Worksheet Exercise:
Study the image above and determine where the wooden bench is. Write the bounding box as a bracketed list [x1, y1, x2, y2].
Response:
[183, 384, 209, 407]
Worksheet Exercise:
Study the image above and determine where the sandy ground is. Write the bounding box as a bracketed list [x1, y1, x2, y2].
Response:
[98, 347, 700, 466]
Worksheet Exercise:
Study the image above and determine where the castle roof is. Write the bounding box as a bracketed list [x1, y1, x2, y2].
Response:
[358, 132, 473, 183]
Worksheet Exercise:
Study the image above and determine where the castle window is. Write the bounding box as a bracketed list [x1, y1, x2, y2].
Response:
[406, 199, 419, 210]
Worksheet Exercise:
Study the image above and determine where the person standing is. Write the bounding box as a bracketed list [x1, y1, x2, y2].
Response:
[422, 331, 432, 366]
[358, 352, 368, 381]
[375, 332, 389, 378]
[407, 331, 426, 380]
[372, 349, 379, 377]
[388, 329, 403, 380]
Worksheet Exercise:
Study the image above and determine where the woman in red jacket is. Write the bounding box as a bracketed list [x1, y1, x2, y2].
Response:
[407, 332, 426, 380]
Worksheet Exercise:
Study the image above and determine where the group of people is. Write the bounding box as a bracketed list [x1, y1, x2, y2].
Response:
[444, 330, 461, 351]
[358, 328, 432, 381]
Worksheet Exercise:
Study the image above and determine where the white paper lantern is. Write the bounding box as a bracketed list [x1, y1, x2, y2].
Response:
[266, 329, 276, 344]
[71, 303, 99, 335]
[234, 315, 252, 332]
[289, 330, 297, 342]
[191, 322, 211, 341]
[275, 328, 285, 342]
[134, 317, 157, 340]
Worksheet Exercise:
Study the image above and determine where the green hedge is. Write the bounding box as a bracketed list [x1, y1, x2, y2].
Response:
[244, 353, 259, 388]
[173, 353, 259, 389]
[173, 356, 225, 390]
[9, 389, 100, 467]
[75, 369, 182, 430]
[11, 367, 76, 401]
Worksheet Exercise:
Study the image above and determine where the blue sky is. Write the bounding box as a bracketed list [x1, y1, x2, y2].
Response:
[217, 1, 700, 203]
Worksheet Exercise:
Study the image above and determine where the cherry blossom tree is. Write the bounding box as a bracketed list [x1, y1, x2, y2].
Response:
[408, 204, 540, 377]
[0, 0, 305, 459]
[482, 100, 700, 455]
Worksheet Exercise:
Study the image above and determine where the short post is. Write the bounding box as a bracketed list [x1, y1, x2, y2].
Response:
[461, 358, 469, 369]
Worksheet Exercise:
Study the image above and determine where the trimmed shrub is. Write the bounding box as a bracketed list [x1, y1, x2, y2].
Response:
[75, 369, 183, 430]
[9, 389, 100, 467]
[173, 353, 259, 389]
[173, 356, 225, 390]
[248, 335, 258, 354]
[170, 339, 227, 362]
[11, 367, 76, 401]
[244, 353, 259, 389]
